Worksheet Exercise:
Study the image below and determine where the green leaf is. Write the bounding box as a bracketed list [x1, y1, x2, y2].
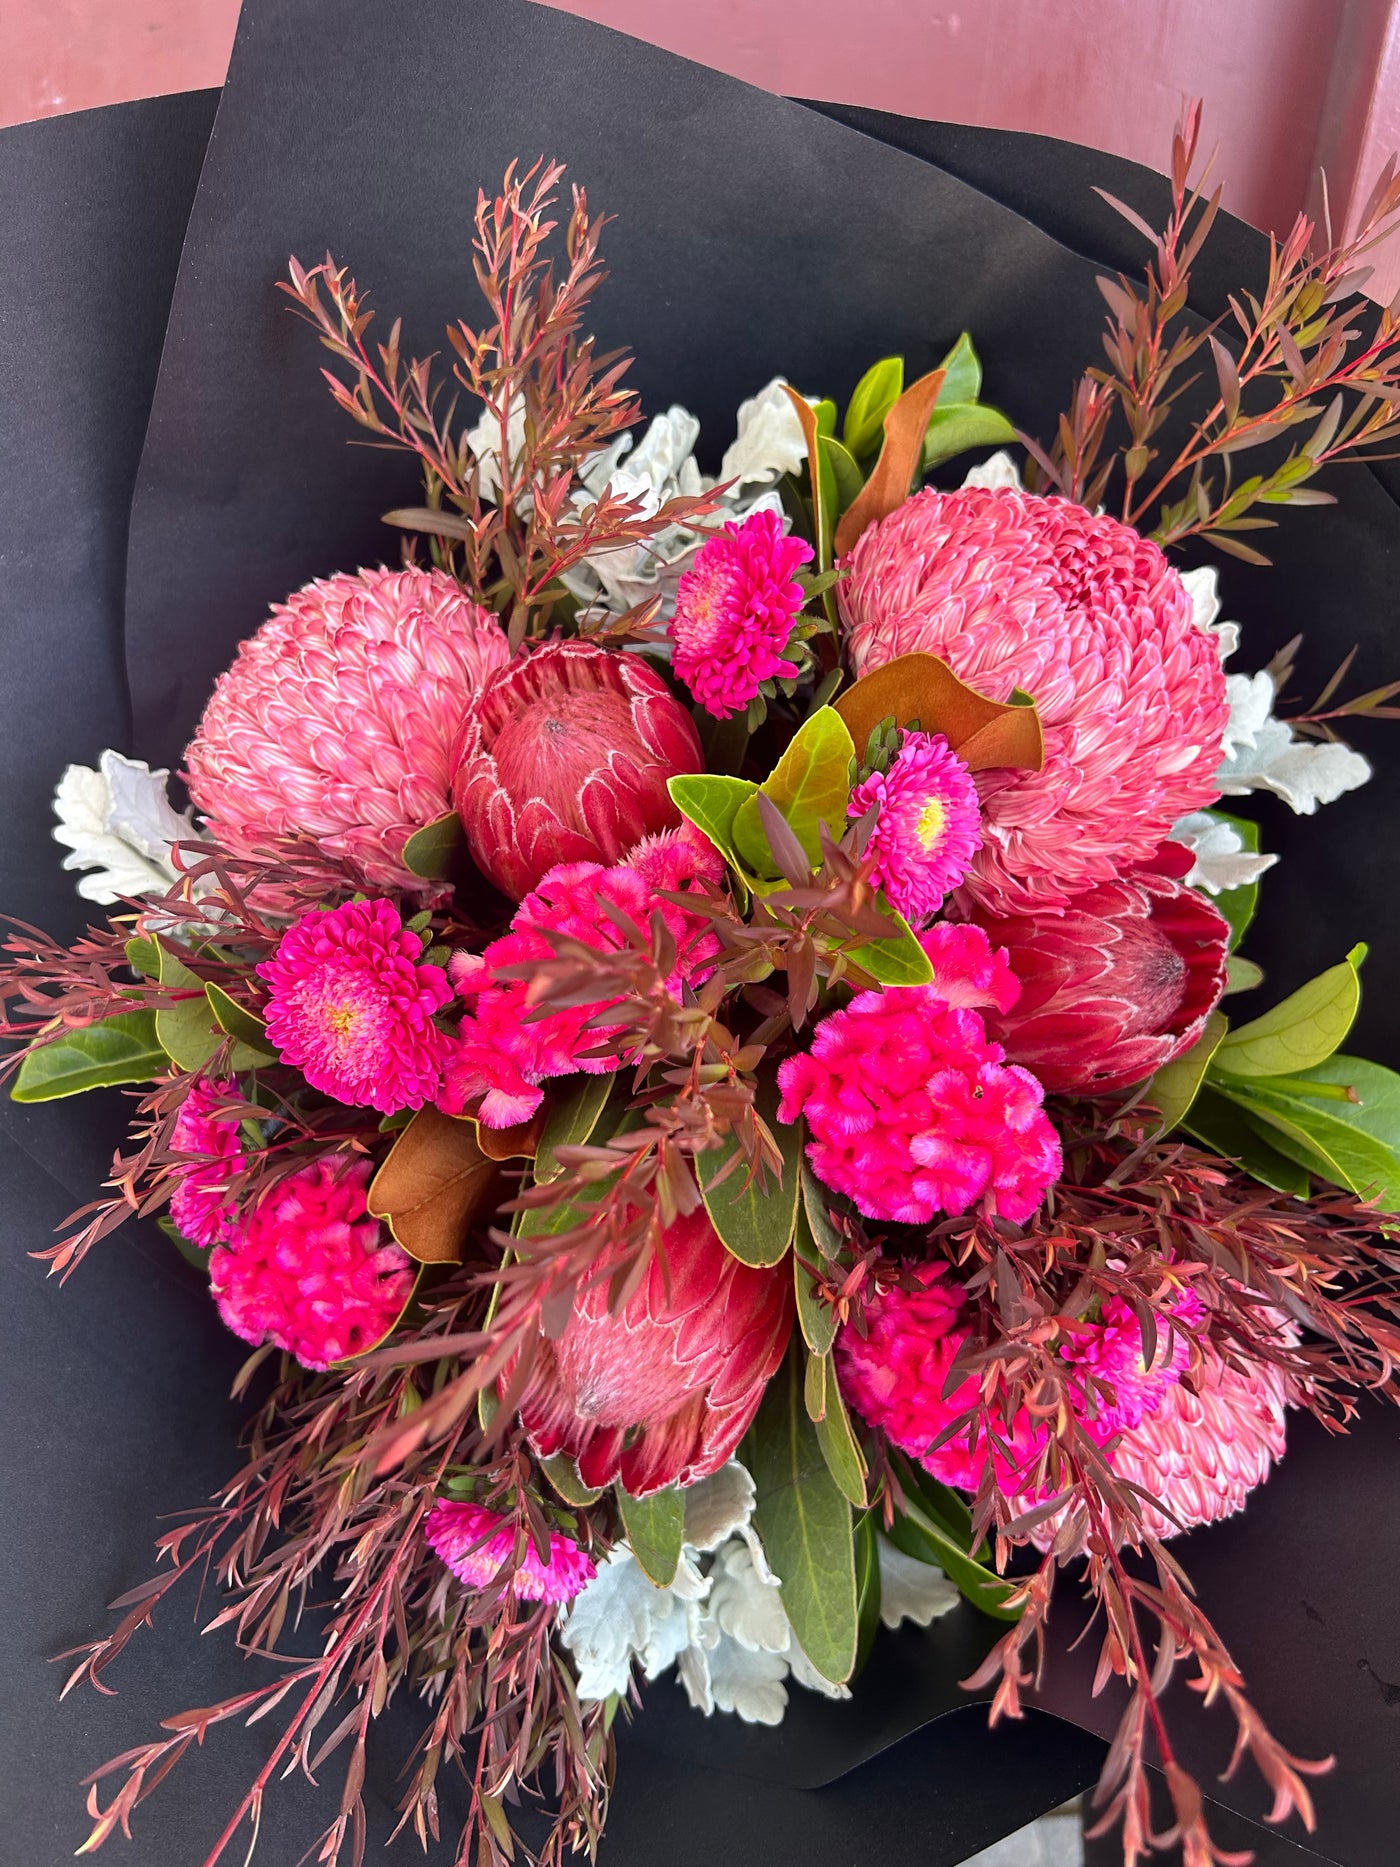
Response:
[615, 1483, 685, 1587]
[813, 1355, 867, 1507]
[853, 901, 935, 986]
[1145, 1009, 1228, 1133]
[700, 1080, 804, 1267]
[154, 945, 222, 1072]
[158, 1214, 211, 1275]
[820, 433, 864, 514]
[124, 935, 160, 979]
[1213, 947, 1364, 1078]
[667, 772, 760, 876]
[401, 810, 471, 881]
[843, 355, 905, 458]
[793, 1205, 838, 1356]
[1224, 955, 1264, 996]
[205, 983, 276, 1056]
[747, 1352, 858, 1685]
[1221, 1071, 1400, 1211]
[11, 1008, 167, 1102]
[535, 1073, 617, 1182]
[731, 708, 855, 875]
[1208, 811, 1263, 950]
[1180, 1086, 1312, 1197]
[853, 1510, 882, 1674]
[886, 1453, 1021, 1621]
[936, 332, 983, 407]
[540, 1455, 603, 1507]
[921, 403, 1017, 471]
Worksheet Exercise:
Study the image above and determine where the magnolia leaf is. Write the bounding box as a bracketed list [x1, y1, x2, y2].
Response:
[205, 983, 276, 1056]
[842, 355, 905, 458]
[1213, 946, 1364, 1078]
[700, 1082, 804, 1268]
[781, 386, 839, 578]
[921, 402, 1018, 471]
[1222, 1072, 1400, 1211]
[402, 810, 470, 882]
[812, 1355, 867, 1507]
[1225, 955, 1265, 995]
[834, 652, 1043, 773]
[730, 707, 855, 875]
[367, 1105, 506, 1263]
[1144, 1009, 1228, 1134]
[820, 433, 864, 514]
[851, 901, 934, 987]
[1180, 1086, 1311, 1198]
[667, 772, 760, 875]
[833, 368, 946, 558]
[747, 1351, 858, 1685]
[541, 1455, 604, 1507]
[793, 1206, 838, 1357]
[615, 1483, 685, 1587]
[11, 1009, 166, 1102]
[532, 1073, 614, 1181]
[936, 332, 983, 407]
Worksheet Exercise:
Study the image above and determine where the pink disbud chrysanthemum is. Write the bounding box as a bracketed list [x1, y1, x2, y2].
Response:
[777, 924, 1061, 1226]
[669, 507, 814, 719]
[453, 640, 704, 901]
[210, 1155, 413, 1370]
[258, 897, 453, 1114]
[168, 1075, 244, 1247]
[186, 566, 509, 894]
[848, 730, 982, 925]
[424, 1500, 596, 1603]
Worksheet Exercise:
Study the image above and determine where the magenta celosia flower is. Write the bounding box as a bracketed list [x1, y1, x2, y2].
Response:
[848, 731, 982, 924]
[439, 829, 723, 1128]
[186, 566, 509, 894]
[210, 1156, 414, 1369]
[839, 488, 1229, 914]
[168, 1075, 244, 1247]
[258, 897, 453, 1114]
[669, 508, 814, 718]
[776, 925, 1061, 1226]
[424, 1500, 596, 1603]
[452, 640, 704, 901]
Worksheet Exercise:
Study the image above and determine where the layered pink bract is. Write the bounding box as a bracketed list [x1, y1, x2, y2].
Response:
[514, 1204, 793, 1497]
[848, 730, 982, 924]
[186, 566, 509, 893]
[210, 1156, 414, 1370]
[452, 640, 704, 900]
[669, 507, 813, 718]
[169, 1075, 244, 1247]
[839, 488, 1229, 914]
[425, 1500, 596, 1603]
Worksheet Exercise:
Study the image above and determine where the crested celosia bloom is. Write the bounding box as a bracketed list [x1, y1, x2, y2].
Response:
[515, 1204, 794, 1497]
[258, 897, 453, 1113]
[186, 566, 509, 893]
[452, 640, 704, 900]
[168, 1075, 244, 1247]
[848, 730, 982, 923]
[777, 924, 1061, 1226]
[424, 1500, 596, 1603]
[209, 1156, 413, 1370]
[839, 488, 1229, 914]
[669, 507, 813, 718]
[974, 841, 1231, 1094]
[440, 829, 723, 1127]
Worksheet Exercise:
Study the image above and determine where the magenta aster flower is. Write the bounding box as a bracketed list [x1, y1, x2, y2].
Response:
[424, 1500, 596, 1603]
[186, 566, 509, 894]
[839, 487, 1229, 914]
[848, 730, 982, 923]
[776, 926, 1060, 1226]
[258, 897, 453, 1113]
[210, 1156, 413, 1369]
[168, 1076, 244, 1247]
[669, 508, 814, 718]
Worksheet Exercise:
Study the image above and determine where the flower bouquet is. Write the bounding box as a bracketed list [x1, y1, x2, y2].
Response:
[8, 11, 1400, 1867]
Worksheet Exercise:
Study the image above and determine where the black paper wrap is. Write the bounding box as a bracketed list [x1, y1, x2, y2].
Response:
[3, 2, 1400, 1860]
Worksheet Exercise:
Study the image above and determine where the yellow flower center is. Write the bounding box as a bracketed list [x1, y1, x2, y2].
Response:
[916, 796, 947, 850]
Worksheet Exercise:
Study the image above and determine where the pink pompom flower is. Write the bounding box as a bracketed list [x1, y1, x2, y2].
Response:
[777, 925, 1061, 1226]
[258, 897, 454, 1114]
[210, 1155, 414, 1370]
[669, 507, 814, 719]
[168, 1075, 245, 1247]
[848, 730, 983, 924]
[425, 1500, 596, 1603]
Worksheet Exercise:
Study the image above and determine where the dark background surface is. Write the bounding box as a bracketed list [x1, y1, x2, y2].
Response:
[3, 0, 1400, 1859]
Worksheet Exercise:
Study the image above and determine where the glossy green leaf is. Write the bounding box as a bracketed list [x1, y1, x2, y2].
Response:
[853, 901, 935, 986]
[843, 355, 905, 458]
[124, 935, 160, 979]
[616, 1482, 685, 1587]
[667, 772, 759, 875]
[535, 1073, 617, 1182]
[886, 1495, 1022, 1621]
[205, 983, 276, 1056]
[1224, 955, 1264, 996]
[820, 433, 864, 514]
[11, 1008, 166, 1102]
[1222, 1072, 1400, 1210]
[936, 332, 983, 407]
[401, 810, 470, 881]
[1179, 1086, 1311, 1197]
[1297, 1055, 1400, 1152]
[813, 1356, 867, 1507]
[541, 1455, 603, 1507]
[731, 708, 855, 875]
[1145, 1009, 1228, 1134]
[853, 1510, 882, 1674]
[1208, 811, 1263, 950]
[154, 945, 222, 1072]
[700, 1082, 804, 1267]
[1212, 946, 1364, 1078]
[793, 1206, 838, 1357]
[748, 1352, 858, 1685]
[921, 403, 1017, 471]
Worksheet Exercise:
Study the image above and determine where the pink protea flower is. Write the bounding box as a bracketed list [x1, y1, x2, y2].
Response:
[424, 1500, 596, 1603]
[452, 640, 704, 901]
[514, 1204, 794, 1497]
[168, 1075, 244, 1247]
[973, 842, 1231, 1095]
[669, 507, 814, 718]
[440, 830, 723, 1128]
[776, 925, 1061, 1226]
[210, 1155, 414, 1369]
[848, 730, 982, 924]
[839, 488, 1229, 914]
[186, 566, 509, 893]
[258, 897, 453, 1113]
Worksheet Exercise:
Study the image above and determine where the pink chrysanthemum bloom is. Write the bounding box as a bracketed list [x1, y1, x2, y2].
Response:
[424, 1500, 596, 1603]
[258, 897, 453, 1113]
[849, 731, 982, 924]
[669, 508, 814, 718]
[840, 488, 1229, 914]
[210, 1156, 413, 1370]
[168, 1076, 244, 1247]
[440, 829, 724, 1128]
[186, 566, 509, 894]
[1060, 1287, 1207, 1438]
[777, 925, 1060, 1226]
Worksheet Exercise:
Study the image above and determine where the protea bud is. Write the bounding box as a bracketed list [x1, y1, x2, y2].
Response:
[972, 844, 1230, 1095]
[514, 1205, 793, 1497]
[452, 640, 703, 900]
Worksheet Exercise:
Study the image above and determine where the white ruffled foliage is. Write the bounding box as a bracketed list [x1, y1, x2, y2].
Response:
[1169, 812, 1277, 896]
[560, 1462, 957, 1726]
[52, 751, 203, 904]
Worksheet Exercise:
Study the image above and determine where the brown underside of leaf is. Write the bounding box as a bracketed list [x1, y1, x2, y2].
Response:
[835, 651, 1044, 772]
[367, 1106, 515, 1263]
[832, 368, 946, 558]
